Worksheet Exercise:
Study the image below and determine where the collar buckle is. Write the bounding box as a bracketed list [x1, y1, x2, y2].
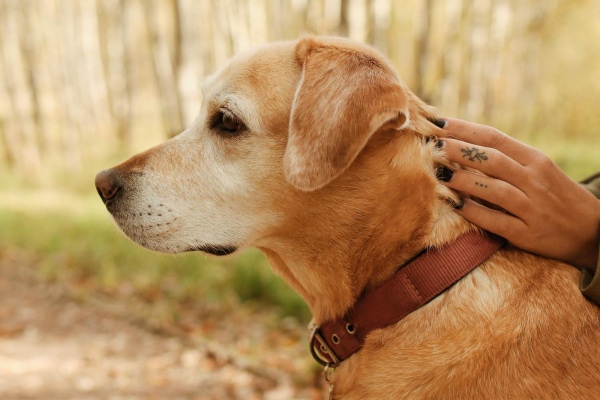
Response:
[309, 325, 340, 367]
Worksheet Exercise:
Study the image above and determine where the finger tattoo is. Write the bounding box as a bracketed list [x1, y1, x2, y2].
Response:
[461, 147, 488, 163]
[475, 182, 488, 188]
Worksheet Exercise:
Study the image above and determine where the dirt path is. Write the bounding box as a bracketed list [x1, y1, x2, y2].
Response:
[0, 255, 322, 400]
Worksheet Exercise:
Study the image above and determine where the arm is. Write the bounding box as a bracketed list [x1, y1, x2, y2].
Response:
[434, 118, 600, 301]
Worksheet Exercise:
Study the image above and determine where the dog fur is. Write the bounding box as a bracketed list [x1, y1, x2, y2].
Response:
[96, 36, 600, 399]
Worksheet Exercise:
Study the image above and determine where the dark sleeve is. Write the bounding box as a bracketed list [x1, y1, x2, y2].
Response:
[579, 172, 600, 304]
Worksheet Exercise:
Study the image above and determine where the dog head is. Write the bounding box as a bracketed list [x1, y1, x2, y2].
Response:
[95, 36, 451, 260]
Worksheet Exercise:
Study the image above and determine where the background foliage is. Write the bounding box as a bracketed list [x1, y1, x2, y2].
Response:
[2, 0, 600, 181]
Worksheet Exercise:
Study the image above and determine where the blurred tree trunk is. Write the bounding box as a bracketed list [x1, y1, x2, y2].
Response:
[346, 0, 368, 42]
[0, 1, 19, 170]
[462, 0, 491, 120]
[176, 0, 206, 126]
[211, 0, 236, 67]
[0, 0, 42, 175]
[437, 0, 464, 117]
[0, 120, 11, 168]
[339, 0, 350, 36]
[96, 0, 132, 146]
[481, 0, 511, 121]
[143, 0, 184, 138]
[0, 0, 579, 179]
[368, 0, 392, 52]
[506, 0, 549, 135]
[413, 0, 433, 101]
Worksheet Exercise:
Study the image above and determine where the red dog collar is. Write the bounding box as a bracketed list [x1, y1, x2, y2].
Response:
[310, 230, 505, 366]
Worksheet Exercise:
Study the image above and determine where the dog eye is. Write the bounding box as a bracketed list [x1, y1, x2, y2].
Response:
[215, 108, 245, 134]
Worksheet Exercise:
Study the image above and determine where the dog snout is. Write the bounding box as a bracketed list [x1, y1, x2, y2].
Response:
[95, 169, 122, 204]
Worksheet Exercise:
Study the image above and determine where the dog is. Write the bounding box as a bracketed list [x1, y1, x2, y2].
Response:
[95, 36, 600, 399]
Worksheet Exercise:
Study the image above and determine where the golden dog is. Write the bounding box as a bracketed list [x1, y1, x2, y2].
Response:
[96, 36, 600, 398]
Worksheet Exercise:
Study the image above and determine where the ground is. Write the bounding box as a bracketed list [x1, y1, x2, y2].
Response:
[0, 251, 325, 400]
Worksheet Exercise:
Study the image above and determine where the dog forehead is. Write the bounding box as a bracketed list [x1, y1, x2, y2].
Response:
[203, 41, 299, 98]
[201, 41, 301, 133]
[203, 42, 300, 92]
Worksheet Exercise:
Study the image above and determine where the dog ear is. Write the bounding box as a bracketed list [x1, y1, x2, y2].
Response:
[284, 37, 410, 191]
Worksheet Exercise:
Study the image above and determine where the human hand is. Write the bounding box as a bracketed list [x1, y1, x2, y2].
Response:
[435, 117, 600, 271]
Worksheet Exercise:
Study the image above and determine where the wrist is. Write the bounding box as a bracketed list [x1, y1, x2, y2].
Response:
[579, 205, 600, 272]
[578, 245, 599, 273]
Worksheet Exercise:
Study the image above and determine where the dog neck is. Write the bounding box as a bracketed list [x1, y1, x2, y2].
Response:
[259, 131, 470, 322]
[309, 230, 505, 366]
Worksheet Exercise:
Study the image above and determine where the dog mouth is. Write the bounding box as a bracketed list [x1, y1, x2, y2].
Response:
[105, 202, 238, 256]
[116, 222, 238, 256]
[186, 244, 238, 256]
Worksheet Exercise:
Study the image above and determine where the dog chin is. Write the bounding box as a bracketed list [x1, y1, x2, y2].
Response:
[125, 235, 237, 256]
[119, 231, 237, 256]
[111, 217, 238, 256]
[185, 244, 238, 256]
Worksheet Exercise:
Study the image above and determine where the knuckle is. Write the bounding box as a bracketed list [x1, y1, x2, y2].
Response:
[529, 151, 555, 170]
[492, 180, 513, 203]
[493, 217, 512, 234]
[513, 195, 532, 214]
[485, 147, 502, 164]
[481, 125, 507, 148]
[496, 217, 525, 240]
[494, 183, 530, 212]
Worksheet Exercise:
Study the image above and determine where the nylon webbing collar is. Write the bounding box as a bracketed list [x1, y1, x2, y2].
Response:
[309, 230, 505, 366]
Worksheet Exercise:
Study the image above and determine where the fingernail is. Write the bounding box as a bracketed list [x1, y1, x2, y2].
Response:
[436, 139, 445, 149]
[436, 166, 454, 182]
[446, 198, 464, 209]
[429, 118, 447, 129]
[452, 198, 465, 210]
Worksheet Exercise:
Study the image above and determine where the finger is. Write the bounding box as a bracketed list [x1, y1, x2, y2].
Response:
[444, 169, 531, 217]
[442, 138, 526, 182]
[439, 118, 538, 165]
[456, 198, 527, 240]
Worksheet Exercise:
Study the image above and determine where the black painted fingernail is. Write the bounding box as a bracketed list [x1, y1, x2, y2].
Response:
[429, 118, 447, 129]
[436, 139, 445, 149]
[436, 167, 454, 182]
[446, 198, 464, 209]
[452, 198, 464, 210]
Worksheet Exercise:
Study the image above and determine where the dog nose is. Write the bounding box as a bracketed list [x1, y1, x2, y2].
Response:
[95, 169, 122, 204]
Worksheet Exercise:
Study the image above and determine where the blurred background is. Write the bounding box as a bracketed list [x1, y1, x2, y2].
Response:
[0, 0, 599, 399]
